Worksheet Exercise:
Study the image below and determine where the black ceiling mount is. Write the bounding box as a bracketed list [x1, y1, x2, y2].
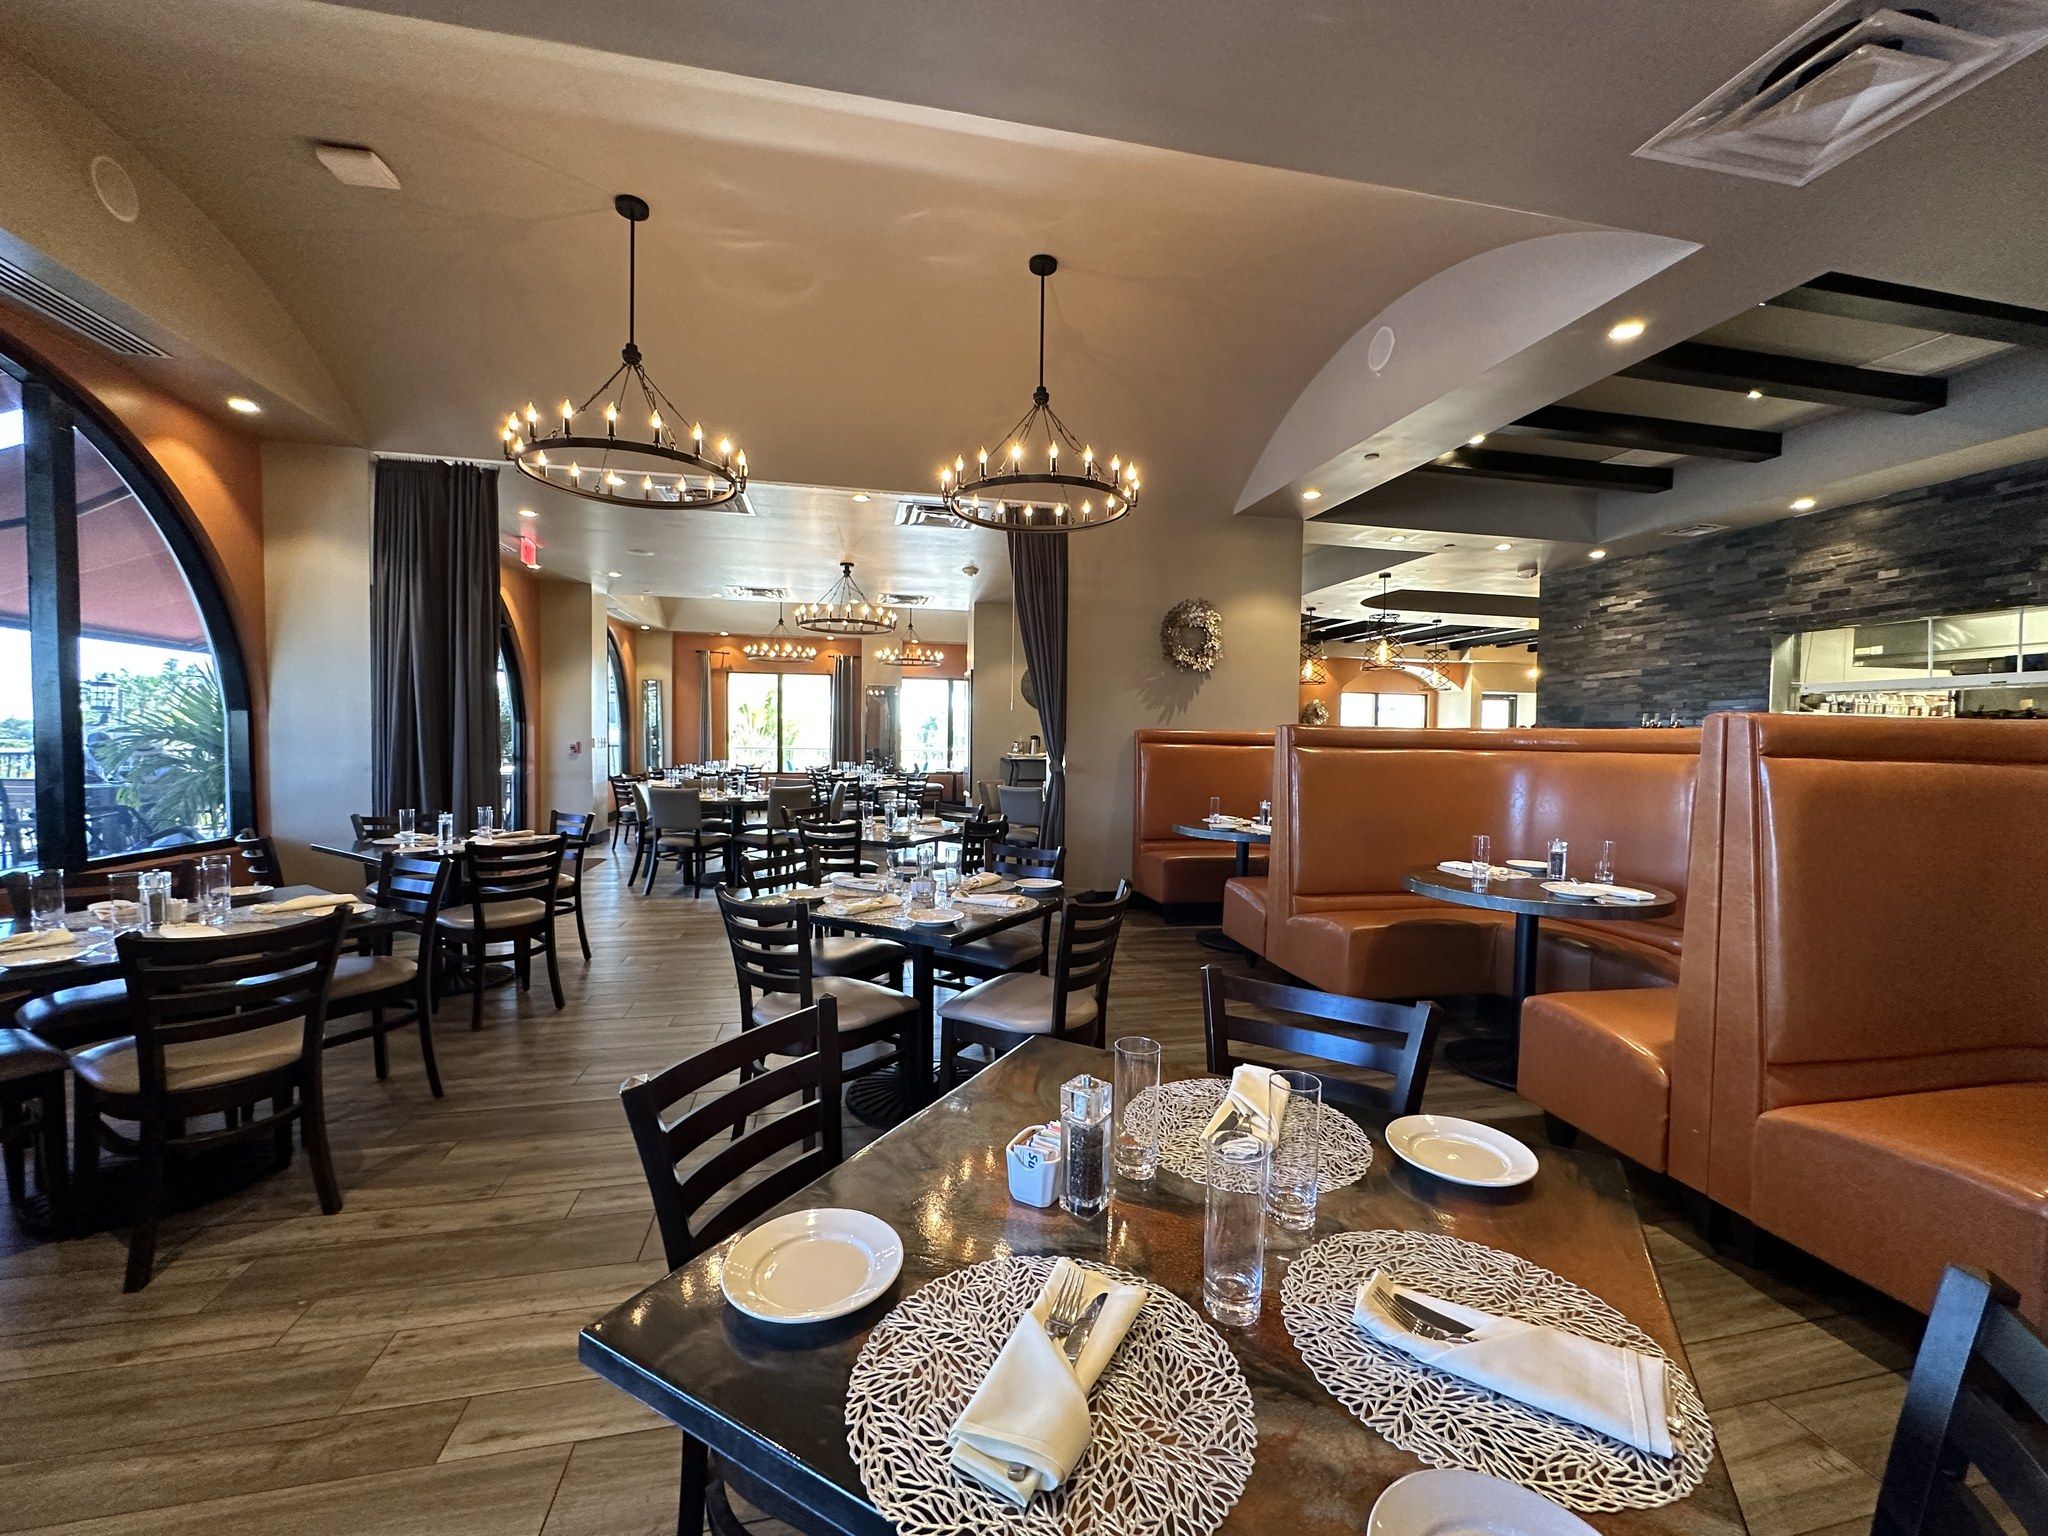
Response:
[613, 193, 649, 221]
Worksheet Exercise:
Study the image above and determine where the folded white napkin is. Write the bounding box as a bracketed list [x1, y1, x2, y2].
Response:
[955, 892, 1032, 911]
[1355, 1271, 1674, 1457]
[1205, 814, 1254, 829]
[0, 928, 75, 956]
[950, 1259, 1148, 1506]
[955, 873, 1003, 894]
[250, 892, 356, 916]
[825, 895, 897, 917]
[87, 900, 141, 926]
[827, 873, 887, 893]
[1438, 859, 1519, 880]
[1201, 1063, 1292, 1146]
[154, 922, 225, 939]
[1582, 883, 1657, 903]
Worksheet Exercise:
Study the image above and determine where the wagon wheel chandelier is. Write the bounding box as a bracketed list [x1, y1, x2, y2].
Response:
[877, 613, 944, 669]
[742, 605, 818, 663]
[1360, 575, 1407, 672]
[500, 194, 749, 510]
[795, 561, 898, 636]
[937, 254, 1141, 534]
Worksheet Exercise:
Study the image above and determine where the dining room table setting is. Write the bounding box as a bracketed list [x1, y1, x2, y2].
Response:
[581, 1034, 1740, 1536]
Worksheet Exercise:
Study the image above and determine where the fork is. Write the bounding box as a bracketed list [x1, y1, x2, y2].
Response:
[1002, 1268, 1089, 1484]
[1379, 1281, 1476, 1344]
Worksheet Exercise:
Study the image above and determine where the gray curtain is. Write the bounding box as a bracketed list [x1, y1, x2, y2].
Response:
[697, 650, 714, 763]
[1006, 531, 1067, 848]
[371, 459, 500, 816]
[832, 653, 861, 765]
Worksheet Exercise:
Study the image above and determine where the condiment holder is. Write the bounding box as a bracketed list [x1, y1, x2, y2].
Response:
[1005, 1123, 1062, 1207]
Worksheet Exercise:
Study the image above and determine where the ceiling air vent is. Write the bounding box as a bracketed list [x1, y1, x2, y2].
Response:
[1660, 522, 1731, 538]
[1635, 2, 2048, 185]
[895, 499, 969, 529]
[725, 584, 790, 601]
[877, 592, 930, 607]
[0, 255, 167, 358]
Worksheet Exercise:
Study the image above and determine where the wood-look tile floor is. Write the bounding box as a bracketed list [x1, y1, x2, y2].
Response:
[0, 853, 1924, 1535]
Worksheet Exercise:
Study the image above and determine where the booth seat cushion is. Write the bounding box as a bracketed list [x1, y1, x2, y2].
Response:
[1133, 840, 1268, 906]
[1504, 924, 1682, 994]
[1220, 877, 1268, 954]
[1751, 1081, 2048, 1327]
[1518, 989, 1677, 1171]
[1274, 906, 1503, 1000]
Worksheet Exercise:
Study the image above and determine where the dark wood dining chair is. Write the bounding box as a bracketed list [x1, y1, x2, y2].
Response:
[230, 832, 288, 888]
[0, 1028, 69, 1224]
[796, 820, 875, 884]
[939, 882, 1132, 1087]
[73, 911, 349, 1290]
[607, 774, 641, 851]
[350, 812, 400, 842]
[930, 840, 1065, 989]
[550, 809, 597, 959]
[1871, 1265, 2048, 1536]
[1200, 965, 1441, 1120]
[620, 997, 847, 1536]
[323, 852, 449, 1097]
[436, 836, 566, 1030]
[953, 809, 1009, 875]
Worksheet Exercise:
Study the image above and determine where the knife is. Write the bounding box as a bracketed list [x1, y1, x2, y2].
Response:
[1060, 1292, 1109, 1367]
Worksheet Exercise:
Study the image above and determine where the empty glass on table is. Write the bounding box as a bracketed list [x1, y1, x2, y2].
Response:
[1111, 1035, 1163, 1181]
[1595, 839, 1616, 885]
[196, 854, 233, 924]
[1471, 833, 1491, 880]
[475, 804, 495, 841]
[1266, 1069, 1323, 1231]
[1203, 1128, 1269, 1326]
[396, 807, 416, 843]
[28, 870, 64, 933]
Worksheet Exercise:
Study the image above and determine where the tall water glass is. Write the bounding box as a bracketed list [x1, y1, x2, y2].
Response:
[1547, 837, 1569, 880]
[196, 854, 233, 924]
[1595, 839, 1617, 885]
[28, 870, 64, 932]
[396, 808, 416, 843]
[1257, 799, 1273, 828]
[475, 804, 495, 840]
[1266, 1070, 1324, 1231]
[1471, 833, 1491, 877]
[1208, 795, 1223, 823]
[103, 872, 142, 932]
[435, 811, 456, 850]
[1111, 1036, 1163, 1181]
[1203, 1130, 1270, 1326]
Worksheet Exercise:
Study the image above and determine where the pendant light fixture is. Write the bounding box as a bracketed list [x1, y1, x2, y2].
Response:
[794, 561, 898, 636]
[501, 194, 748, 509]
[877, 613, 944, 669]
[1359, 575, 1406, 672]
[742, 605, 818, 663]
[937, 254, 1141, 533]
[1299, 607, 1331, 685]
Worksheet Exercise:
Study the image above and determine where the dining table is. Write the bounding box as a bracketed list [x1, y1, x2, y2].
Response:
[580, 1035, 1742, 1536]
[806, 883, 1060, 1128]
[1172, 819, 1270, 956]
[1401, 863, 1679, 1092]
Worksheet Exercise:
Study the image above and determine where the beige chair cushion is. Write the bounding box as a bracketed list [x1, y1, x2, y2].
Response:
[939, 973, 1097, 1036]
[73, 1021, 305, 1096]
[815, 934, 910, 978]
[328, 952, 419, 1003]
[436, 899, 549, 932]
[947, 927, 1045, 972]
[749, 975, 915, 1032]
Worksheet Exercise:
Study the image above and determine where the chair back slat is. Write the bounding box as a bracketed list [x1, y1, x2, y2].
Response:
[799, 821, 866, 881]
[550, 811, 595, 879]
[376, 852, 452, 922]
[955, 811, 1009, 875]
[716, 887, 813, 1006]
[351, 812, 399, 842]
[1055, 884, 1130, 998]
[1200, 965, 1440, 1119]
[463, 837, 563, 911]
[618, 997, 843, 1269]
[1874, 1266, 2048, 1536]
[992, 841, 1062, 880]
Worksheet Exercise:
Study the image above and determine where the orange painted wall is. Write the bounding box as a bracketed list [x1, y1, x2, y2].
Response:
[0, 297, 270, 821]
[498, 554, 543, 826]
[1298, 656, 1453, 726]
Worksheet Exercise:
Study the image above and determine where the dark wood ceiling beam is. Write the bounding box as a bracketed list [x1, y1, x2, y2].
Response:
[1767, 272, 2048, 350]
[1495, 405, 1779, 463]
[1414, 446, 1671, 493]
[1619, 341, 1946, 414]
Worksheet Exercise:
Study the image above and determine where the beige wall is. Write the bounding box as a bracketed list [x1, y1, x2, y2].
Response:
[259, 442, 374, 890]
[970, 599, 1039, 793]
[535, 578, 606, 822]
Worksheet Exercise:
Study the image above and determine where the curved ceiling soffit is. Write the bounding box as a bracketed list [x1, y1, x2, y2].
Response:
[1235, 228, 1698, 514]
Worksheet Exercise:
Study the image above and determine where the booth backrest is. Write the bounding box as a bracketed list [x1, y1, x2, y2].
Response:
[1132, 730, 1276, 845]
[1706, 714, 2048, 1202]
[1272, 727, 1703, 926]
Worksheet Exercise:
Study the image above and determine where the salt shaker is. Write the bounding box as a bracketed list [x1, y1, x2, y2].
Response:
[1059, 1074, 1113, 1218]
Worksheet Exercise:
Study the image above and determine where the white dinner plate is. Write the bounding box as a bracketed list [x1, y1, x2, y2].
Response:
[1581, 882, 1659, 903]
[907, 908, 963, 927]
[782, 886, 831, 903]
[1539, 880, 1606, 901]
[229, 884, 274, 897]
[1368, 1468, 1598, 1536]
[721, 1208, 903, 1323]
[1505, 858, 1548, 873]
[0, 947, 85, 970]
[1014, 877, 1062, 892]
[1385, 1115, 1539, 1188]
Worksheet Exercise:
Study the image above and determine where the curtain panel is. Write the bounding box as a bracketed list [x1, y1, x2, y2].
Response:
[832, 653, 861, 765]
[1005, 530, 1068, 848]
[698, 650, 714, 762]
[371, 459, 501, 816]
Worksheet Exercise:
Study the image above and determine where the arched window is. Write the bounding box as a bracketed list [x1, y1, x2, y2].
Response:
[496, 609, 525, 830]
[0, 346, 253, 870]
[605, 633, 628, 777]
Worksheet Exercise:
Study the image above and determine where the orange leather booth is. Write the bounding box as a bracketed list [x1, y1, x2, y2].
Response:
[1130, 730, 1274, 907]
[1262, 726, 1702, 1000]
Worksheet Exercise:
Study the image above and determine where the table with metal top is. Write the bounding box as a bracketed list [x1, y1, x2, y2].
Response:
[580, 1036, 1741, 1536]
[1171, 820, 1270, 955]
[1401, 863, 1679, 1092]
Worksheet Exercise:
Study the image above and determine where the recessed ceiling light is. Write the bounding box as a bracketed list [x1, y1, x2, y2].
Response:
[1589, 548, 1608, 560]
[518, 507, 538, 518]
[640, 624, 651, 630]
[1359, 451, 1381, 462]
[1790, 496, 1817, 511]
[1386, 534, 1405, 542]
[607, 570, 622, 578]
[1495, 542, 1512, 552]
[851, 492, 871, 503]
[226, 396, 261, 414]
[719, 630, 730, 637]
[1746, 389, 1765, 401]
[1301, 489, 1322, 502]
[1606, 318, 1647, 342]
[1468, 434, 1487, 446]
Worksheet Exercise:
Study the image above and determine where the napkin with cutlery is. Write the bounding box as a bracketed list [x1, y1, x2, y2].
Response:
[1201, 1063, 1293, 1146]
[825, 895, 898, 917]
[827, 873, 888, 894]
[1354, 1271, 1675, 1457]
[0, 928, 75, 958]
[1205, 814, 1256, 829]
[955, 872, 1004, 894]
[950, 1259, 1148, 1506]
[250, 892, 358, 916]
[955, 892, 1033, 911]
[1437, 859, 1520, 880]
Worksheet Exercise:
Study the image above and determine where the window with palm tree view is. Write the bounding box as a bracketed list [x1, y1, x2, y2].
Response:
[0, 352, 248, 870]
[726, 670, 832, 771]
[896, 676, 970, 771]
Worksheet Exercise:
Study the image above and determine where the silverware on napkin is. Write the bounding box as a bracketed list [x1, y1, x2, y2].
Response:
[1061, 1293, 1109, 1366]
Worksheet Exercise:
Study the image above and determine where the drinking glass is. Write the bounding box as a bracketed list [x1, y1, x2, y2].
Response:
[435, 811, 456, 849]
[102, 872, 142, 932]
[196, 854, 233, 924]
[397, 808, 416, 843]
[1208, 795, 1223, 823]
[1266, 1070, 1323, 1231]
[1471, 833, 1491, 877]
[475, 804, 495, 840]
[1547, 837, 1569, 880]
[28, 870, 64, 933]
[1203, 1129, 1270, 1326]
[1112, 1036, 1163, 1181]
[1257, 799, 1273, 827]
[1060, 1074, 1113, 1218]
[1595, 839, 1616, 885]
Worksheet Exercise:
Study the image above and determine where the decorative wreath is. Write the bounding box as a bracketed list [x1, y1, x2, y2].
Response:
[1161, 598, 1223, 674]
[1300, 698, 1330, 725]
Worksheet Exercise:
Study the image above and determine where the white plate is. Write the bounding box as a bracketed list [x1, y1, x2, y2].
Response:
[721, 1208, 903, 1323]
[1583, 882, 1659, 903]
[229, 884, 273, 897]
[0, 947, 84, 969]
[1539, 880, 1606, 901]
[907, 908, 963, 927]
[1385, 1115, 1539, 1188]
[1014, 877, 1062, 892]
[1369, 1468, 1598, 1536]
[1505, 858, 1549, 873]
